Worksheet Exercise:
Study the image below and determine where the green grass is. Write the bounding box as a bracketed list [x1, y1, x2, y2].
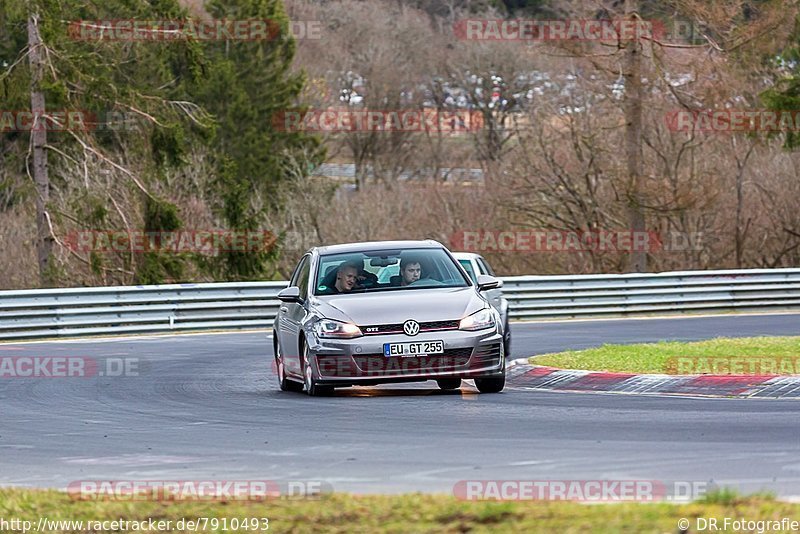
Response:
[697, 488, 777, 505]
[531, 336, 800, 374]
[1, 489, 799, 533]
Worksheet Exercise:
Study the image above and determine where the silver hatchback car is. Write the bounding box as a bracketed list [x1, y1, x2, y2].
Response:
[273, 240, 506, 396]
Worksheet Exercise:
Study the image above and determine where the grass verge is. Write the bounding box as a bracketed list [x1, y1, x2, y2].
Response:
[1, 489, 799, 533]
[530, 336, 800, 374]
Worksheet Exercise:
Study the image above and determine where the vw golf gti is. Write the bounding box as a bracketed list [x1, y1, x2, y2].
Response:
[273, 240, 507, 395]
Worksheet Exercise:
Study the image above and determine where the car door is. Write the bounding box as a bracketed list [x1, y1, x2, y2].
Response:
[279, 254, 311, 375]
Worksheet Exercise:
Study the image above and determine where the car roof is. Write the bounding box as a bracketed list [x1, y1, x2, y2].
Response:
[314, 240, 445, 256]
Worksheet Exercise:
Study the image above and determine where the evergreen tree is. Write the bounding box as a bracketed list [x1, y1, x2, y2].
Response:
[763, 16, 800, 149]
[198, 0, 324, 281]
[0, 0, 322, 286]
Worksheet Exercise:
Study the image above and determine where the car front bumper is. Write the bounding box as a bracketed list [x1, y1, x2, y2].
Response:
[306, 327, 505, 386]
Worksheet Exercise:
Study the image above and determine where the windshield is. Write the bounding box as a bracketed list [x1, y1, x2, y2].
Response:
[314, 248, 470, 295]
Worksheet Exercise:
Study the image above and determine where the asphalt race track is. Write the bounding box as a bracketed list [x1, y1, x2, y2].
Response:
[1, 313, 799, 497]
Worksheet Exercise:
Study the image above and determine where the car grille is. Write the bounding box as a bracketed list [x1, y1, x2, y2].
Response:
[360, 320, 460, 335]
[470, 343, 502, 368]
[353, 347, 473, 375]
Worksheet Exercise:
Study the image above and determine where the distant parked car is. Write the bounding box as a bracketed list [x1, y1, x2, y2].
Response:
[451, 253, 510, 356]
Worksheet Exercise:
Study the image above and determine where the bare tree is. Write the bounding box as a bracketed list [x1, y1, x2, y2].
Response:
[26, 9, 53, 286]
[622, 0, 647, 272]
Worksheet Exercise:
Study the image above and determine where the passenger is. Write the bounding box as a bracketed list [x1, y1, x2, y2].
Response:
[332, 261, 361, 293]
[399, 258, 422, 286]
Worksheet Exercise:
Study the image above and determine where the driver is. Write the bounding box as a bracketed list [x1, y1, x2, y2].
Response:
[398, 258, 422, 286]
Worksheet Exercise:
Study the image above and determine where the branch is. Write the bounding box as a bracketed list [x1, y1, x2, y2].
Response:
[62, 129, 155, 200]
[116, 102, 167, 128]
[107, 193, 136, 266]
[0, 45, 31, 83]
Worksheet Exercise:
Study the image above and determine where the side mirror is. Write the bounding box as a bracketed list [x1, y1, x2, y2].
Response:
[477, 274, 501, 291]
[277, 286, 303, 303]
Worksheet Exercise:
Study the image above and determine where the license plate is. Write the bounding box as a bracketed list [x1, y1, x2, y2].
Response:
[383, 340, 444, 357]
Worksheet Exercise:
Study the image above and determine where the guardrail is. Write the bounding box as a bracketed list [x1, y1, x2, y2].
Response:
[1, 268, 799, 340]
[0, 282, 286, 340]
[501, 268, 800, 320]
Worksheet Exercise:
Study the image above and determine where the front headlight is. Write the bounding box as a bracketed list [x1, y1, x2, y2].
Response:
[313, 319, 363, 339]
[459, 308, 496, 331]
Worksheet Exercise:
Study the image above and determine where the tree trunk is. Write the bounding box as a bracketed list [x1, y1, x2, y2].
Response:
[734, 139, 756, 268]
[624, 0, 647, 272]
[735, 159, 744, 268]
[27, 9, 53, 286]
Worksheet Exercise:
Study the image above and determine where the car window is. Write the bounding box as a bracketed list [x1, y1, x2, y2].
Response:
[289, 255, 308, 286]
[315, 248, 469, 295]
[361, 261, 382, 276]
[296, 258, 311, 299]
[377, 264, 399, 283]
[458, 259, 477, 283]
[475, 258, 488, 275]
[477, 257, 495, 276]
[290, 255, 311, 299]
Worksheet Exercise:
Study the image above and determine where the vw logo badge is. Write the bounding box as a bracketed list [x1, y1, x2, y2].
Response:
[403, 320, 420, 336]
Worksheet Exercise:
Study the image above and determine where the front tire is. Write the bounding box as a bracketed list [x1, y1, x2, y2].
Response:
[475, 353, 506, 393]
[503, 319, 511, 357]
[276, 341, 303, 392]
[436, 378, 461, 390]
[474, 374, 505, 393]
[303, 344, 334, 397]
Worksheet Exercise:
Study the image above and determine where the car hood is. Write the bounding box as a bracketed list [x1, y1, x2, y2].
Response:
[310, 287, 486, 325]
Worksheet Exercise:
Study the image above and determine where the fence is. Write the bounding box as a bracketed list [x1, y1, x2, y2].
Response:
[1, 268, 799, 339]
